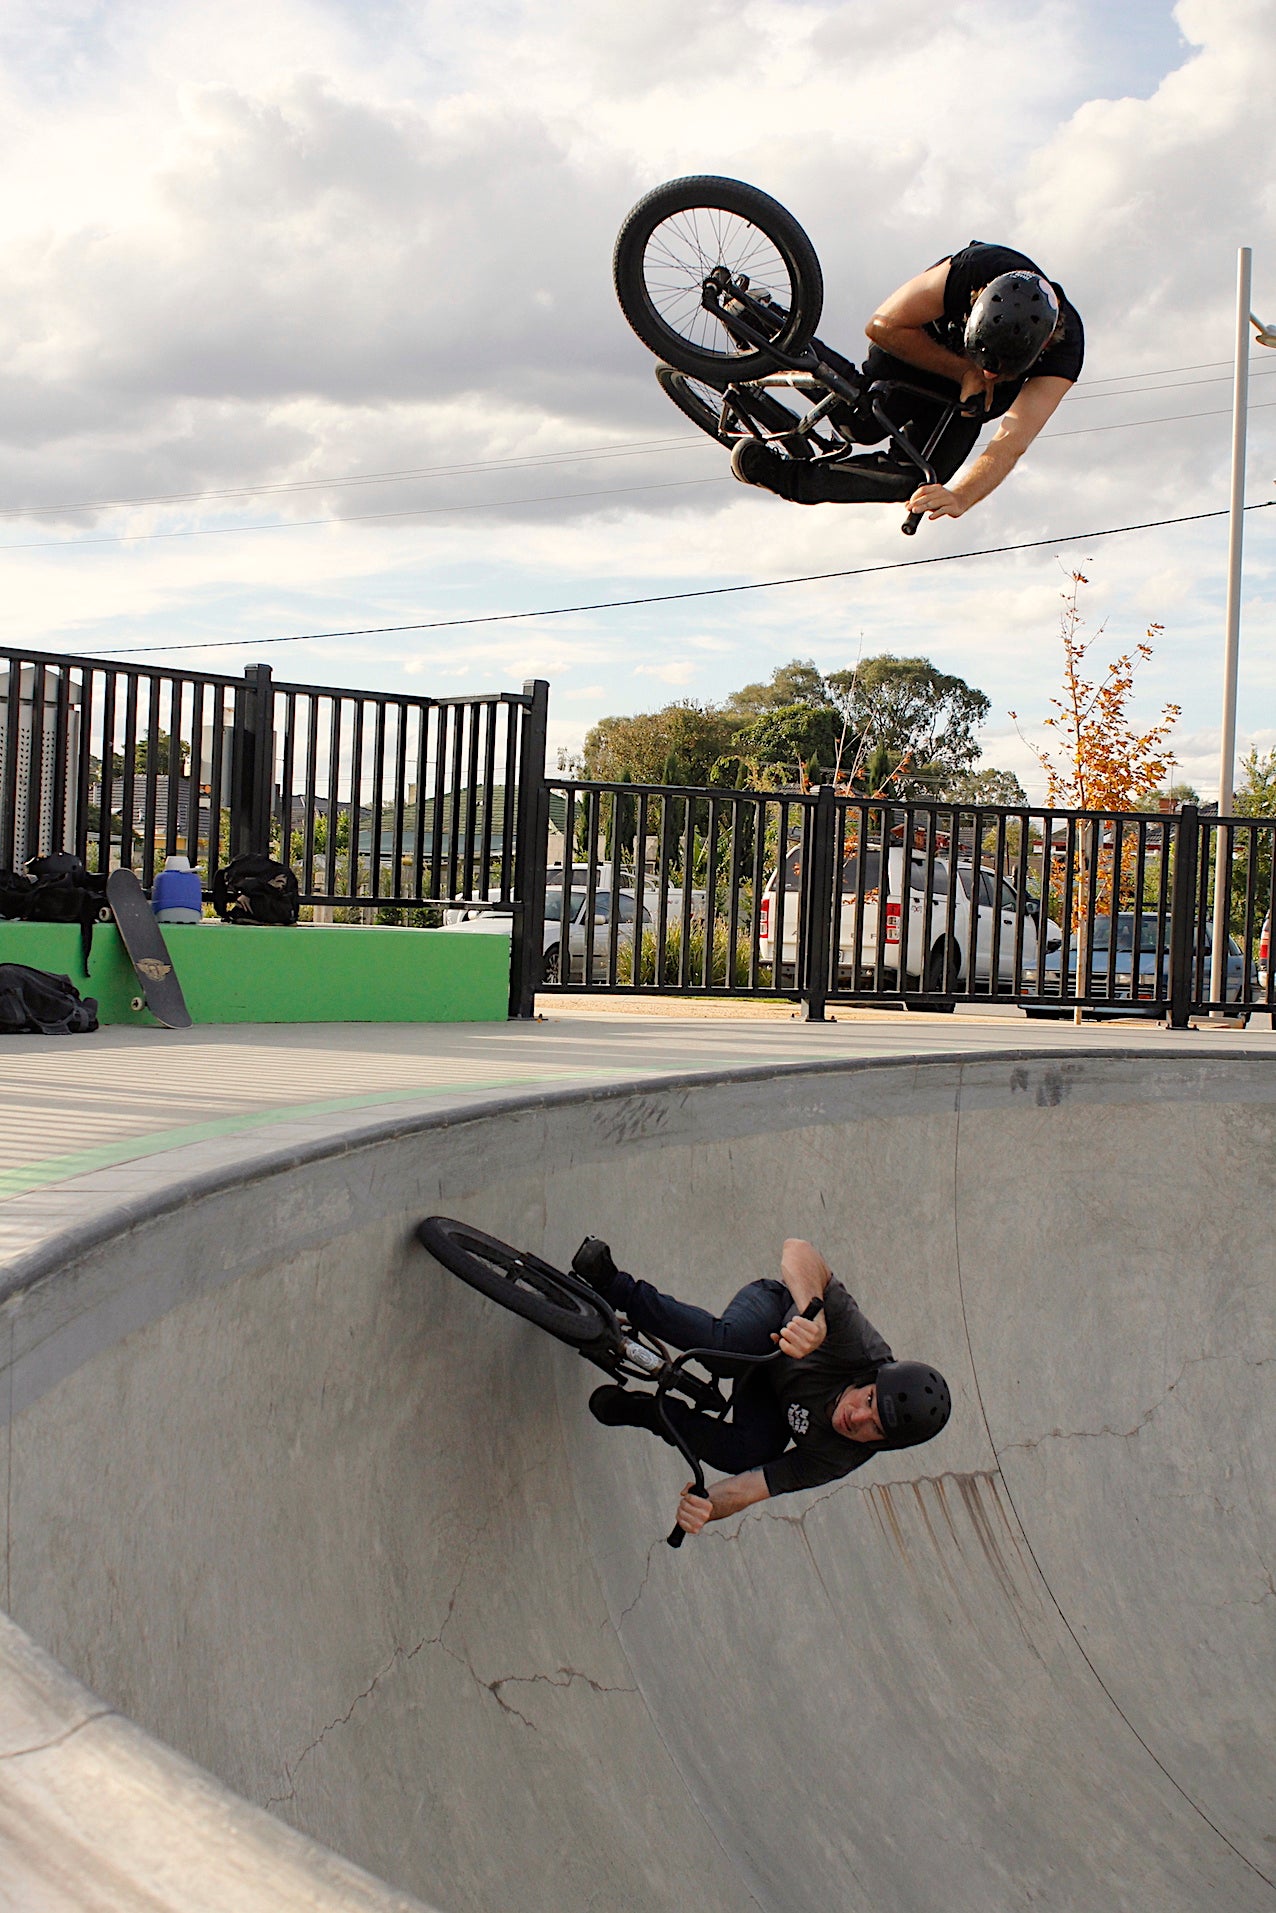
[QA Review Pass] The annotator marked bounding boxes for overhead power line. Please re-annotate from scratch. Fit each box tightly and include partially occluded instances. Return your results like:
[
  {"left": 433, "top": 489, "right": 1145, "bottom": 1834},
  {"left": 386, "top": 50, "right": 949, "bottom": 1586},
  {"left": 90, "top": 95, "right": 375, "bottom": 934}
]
[
  {"left": 6, "top": 398, "right": 1276, "bottom": 556},
  {"left": 3, "top": 354, "right": 1274, "bottom": 525},
  {"left": 87, "top": 498, "right": 1276, "bottom": 658}
]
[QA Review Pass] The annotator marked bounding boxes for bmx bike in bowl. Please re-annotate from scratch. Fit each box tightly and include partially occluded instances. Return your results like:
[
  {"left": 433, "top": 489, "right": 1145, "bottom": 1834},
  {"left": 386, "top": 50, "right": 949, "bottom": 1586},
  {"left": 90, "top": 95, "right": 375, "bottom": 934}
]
[
  {"left": 415, "top": 1216, "right": 819, "bottom": 1549},
  {"left": 613, "top": 174, "right": 984, "bottom": 534}
]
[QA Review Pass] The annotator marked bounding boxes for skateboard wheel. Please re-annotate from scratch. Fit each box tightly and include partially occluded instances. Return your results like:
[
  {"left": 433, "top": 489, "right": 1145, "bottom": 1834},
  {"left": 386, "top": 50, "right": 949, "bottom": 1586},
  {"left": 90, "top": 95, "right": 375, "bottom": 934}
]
[{"left": 131, "top": 996, "right": 145, "bottom": 1012}]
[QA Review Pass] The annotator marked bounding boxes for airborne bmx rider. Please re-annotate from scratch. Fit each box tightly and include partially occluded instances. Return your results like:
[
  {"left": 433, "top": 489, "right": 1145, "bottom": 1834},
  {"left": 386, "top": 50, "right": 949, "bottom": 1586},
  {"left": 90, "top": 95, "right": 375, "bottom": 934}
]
[
  {"left": 575, "top": 1236, "right": 951, "bottom": 1538},
  {"left": 730, "top": 242, "right": 1084, "bottom": 523}
]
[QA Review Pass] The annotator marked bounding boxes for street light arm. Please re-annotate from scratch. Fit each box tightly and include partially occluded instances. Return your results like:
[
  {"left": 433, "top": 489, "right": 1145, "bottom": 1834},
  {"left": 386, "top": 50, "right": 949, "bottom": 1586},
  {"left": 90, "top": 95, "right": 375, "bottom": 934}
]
[{"left": 1249, "top": 312, "right": 1276, "bottom": 347}]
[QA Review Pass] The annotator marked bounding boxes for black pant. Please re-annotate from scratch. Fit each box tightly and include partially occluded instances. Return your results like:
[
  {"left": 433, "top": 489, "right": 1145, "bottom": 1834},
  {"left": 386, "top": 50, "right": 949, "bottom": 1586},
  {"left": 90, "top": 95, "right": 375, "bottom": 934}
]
[
  {"left": 610, "top": 1271, "right": 792, "bottom": 1474},
  {"left": 801, "top": 344, "right": 983, "bottom": 503}
]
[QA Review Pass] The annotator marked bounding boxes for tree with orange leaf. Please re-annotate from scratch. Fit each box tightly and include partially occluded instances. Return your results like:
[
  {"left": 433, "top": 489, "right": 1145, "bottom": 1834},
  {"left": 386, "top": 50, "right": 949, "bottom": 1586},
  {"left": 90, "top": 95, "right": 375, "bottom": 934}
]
[
  {"left": 1013, "top": 571, "right": 1180, "bottom": 813},
  {"left": 1011, "top": 573, "right": 1180, "bottom": 1004}
]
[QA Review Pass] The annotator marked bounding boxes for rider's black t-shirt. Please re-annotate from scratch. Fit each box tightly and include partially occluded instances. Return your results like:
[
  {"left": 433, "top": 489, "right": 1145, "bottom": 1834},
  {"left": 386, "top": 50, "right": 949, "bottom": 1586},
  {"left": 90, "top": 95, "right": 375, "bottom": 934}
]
[
  {"left": 925, "top": 240, "right": 1085, "bottom": 417},
  {"left": 761, "top": 1278, "right": 894, "bottom": 1497}
]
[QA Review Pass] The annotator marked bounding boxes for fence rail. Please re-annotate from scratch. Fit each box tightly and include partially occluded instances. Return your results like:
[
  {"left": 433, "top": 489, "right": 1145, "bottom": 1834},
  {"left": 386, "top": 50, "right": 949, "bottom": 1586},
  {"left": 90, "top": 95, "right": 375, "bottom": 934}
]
[
  {"left": 4, "top": 640, "right": 1275, "bottom": 1027},
  {"left": 0, "top": 647, "right": 549, "bottom": 1015},
  {"left": 530, "top": 781, "right": 1276, "bottom": 1028}
]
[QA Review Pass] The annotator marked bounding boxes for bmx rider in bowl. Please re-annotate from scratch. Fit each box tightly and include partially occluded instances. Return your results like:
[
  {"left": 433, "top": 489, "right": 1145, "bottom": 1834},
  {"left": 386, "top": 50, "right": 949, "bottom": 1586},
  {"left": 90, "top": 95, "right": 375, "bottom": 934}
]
[{"left": 576, "top": 1235, "right": 951, "bottom": 1538}]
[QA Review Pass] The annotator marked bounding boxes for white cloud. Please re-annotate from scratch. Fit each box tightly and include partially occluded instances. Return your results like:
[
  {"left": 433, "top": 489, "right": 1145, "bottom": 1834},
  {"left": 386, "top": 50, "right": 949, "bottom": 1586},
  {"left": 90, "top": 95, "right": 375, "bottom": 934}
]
[{"left": 1, "top": 0, "right": 1273, "bottom": 802}]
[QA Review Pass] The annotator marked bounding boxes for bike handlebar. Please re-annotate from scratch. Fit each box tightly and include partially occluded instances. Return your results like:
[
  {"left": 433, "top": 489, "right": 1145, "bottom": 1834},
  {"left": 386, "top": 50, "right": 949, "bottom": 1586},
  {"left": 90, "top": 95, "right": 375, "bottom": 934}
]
[{"left": 664, "top": 1298, "right": 824, "bottom": 1548}]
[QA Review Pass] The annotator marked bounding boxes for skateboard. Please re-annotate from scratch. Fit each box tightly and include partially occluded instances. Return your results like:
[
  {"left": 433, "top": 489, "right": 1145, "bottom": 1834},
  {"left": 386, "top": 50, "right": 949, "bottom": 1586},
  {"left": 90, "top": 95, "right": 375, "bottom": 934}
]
[{"left": 106, "top": 867, "right": 193, "bottom": 1029}]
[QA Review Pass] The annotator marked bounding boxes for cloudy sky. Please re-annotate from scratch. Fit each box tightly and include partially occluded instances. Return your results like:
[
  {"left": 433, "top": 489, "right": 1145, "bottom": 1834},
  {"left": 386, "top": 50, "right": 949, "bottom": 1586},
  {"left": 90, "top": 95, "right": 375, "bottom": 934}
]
[{"left": 2, "top": 0, "right": 1273, "bottom": 798}]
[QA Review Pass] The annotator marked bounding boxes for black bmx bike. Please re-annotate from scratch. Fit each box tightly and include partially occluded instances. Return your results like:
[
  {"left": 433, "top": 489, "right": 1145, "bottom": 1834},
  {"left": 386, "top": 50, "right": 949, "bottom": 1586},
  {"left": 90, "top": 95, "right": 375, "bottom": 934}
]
[
  {"left": 613, "top": 174, "right": 982, "bottom": 534},
  {"left": 415, "top": 1215, "right": 817, "bottom": 1549}
]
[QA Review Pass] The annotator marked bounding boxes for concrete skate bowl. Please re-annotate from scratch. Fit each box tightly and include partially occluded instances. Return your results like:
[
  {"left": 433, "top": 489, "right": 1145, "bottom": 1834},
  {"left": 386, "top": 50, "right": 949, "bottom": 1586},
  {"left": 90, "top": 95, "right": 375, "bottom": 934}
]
[{"left": 2, "top": 1050, "right": 1274, "bottom": 1913}]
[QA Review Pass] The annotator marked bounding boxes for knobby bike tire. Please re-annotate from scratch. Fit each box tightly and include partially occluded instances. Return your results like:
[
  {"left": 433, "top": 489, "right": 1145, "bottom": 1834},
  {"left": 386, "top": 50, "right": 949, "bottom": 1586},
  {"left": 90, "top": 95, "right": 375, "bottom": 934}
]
[
  {"left": 416, "top": 1216, "right": 610, "bottom": 1349},
  {"left": 614, "top": 175, "right": 823, "bottom": 382},
  {"left": 654, "top": 364, "right": 818, "bottom": 452}
]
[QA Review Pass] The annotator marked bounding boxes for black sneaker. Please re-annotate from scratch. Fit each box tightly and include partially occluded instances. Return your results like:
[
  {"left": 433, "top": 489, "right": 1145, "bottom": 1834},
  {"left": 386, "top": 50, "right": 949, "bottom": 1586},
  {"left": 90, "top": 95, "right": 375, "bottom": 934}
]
[
  {"left": 730, "top": 436, "right": 817, "bottom": 504},
  {"left": 572, "top": 1236, "right": 620, "bottom": 1300},
  {"left": 589, "top": 1385, "right": 661, "bottom": 1431}
]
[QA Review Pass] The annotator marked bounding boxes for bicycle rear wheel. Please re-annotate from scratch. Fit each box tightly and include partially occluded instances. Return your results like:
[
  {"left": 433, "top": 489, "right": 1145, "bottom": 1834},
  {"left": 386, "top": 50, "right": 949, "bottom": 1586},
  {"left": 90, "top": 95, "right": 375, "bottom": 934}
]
[
  {"left": 416, "top": 1217, "right": 611, "bottom": 1348},
  {"left": 614, "top": 176, "right": 823, "bottom": 381}
]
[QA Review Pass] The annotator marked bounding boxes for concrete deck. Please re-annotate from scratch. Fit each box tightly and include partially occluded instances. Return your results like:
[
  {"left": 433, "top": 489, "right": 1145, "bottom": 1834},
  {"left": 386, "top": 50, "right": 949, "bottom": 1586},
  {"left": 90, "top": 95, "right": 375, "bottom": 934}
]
[{"left": 1, "top": 1004, "right": 1273, "bottom": 1909}]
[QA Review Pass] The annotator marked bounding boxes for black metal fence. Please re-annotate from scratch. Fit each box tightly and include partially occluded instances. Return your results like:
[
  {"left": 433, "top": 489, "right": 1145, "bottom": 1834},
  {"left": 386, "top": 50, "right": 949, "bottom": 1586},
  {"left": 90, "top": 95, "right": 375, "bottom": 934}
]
[
  {"left": 5, "top": 640, "right": 1275, "bottom": 1027},
  {"left": 531, "top": 780, "right": 1276, "bottom": 1027},
  {"left": 0, "top": 646, "right": 549, "bottom": 1014}
]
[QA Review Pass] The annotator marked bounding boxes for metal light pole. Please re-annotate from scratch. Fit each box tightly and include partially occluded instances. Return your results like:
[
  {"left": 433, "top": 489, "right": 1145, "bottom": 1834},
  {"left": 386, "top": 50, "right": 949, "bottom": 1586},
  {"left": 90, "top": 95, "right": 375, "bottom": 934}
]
[{"left": 1209, "top": 250, "right": 1276, "bottom": 1010}]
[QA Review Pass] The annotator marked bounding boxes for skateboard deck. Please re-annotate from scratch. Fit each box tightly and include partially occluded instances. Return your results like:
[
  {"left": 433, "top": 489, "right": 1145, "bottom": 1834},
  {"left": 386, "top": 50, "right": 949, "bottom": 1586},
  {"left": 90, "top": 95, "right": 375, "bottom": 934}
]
[{"left": 106, "top": 868, "right": 193, "bottom": 1029}]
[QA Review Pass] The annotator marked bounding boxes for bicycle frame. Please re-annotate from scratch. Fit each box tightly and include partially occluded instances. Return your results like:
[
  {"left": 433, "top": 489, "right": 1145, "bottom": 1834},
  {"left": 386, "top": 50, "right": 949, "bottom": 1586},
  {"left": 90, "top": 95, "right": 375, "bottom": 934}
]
[
  {"left": 545, "top": 1257, "right": 791, "bottom": 1548},
  {"left": 485, "top": 1246, "right": 820, "bottom": 1550}
]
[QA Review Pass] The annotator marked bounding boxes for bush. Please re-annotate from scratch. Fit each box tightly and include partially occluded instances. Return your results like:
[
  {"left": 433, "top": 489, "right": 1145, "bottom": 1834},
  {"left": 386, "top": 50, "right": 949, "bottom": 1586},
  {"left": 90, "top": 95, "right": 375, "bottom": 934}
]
[{"left": 618, "top": 920, "right": 768, "bottom": 988}]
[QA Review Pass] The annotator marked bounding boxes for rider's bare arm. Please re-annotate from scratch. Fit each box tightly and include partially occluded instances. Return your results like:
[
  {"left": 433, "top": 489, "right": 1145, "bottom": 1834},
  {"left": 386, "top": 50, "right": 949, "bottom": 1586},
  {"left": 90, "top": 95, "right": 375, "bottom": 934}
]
[
  {"left": 865, "top": 262, "right": 970, "bottom": 383},
  {"left": 677, "top": 1470, "right": 771, "bottom": 1535},
  {"left": 775, "top": 1239, "right": 829, "bottom": 1356},
  {"left": 780, "top": 1238, "right": 830, "bottom": 1306},
  {"left": 910, "top": 374, "right": 1072, "bottom": 520}
]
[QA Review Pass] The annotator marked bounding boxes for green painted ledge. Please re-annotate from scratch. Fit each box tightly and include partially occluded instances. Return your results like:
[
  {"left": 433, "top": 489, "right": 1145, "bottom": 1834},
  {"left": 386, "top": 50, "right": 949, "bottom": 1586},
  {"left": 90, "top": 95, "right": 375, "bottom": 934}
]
[{"left": 0, "top": 921, "right": 511, "bottom": 1025}]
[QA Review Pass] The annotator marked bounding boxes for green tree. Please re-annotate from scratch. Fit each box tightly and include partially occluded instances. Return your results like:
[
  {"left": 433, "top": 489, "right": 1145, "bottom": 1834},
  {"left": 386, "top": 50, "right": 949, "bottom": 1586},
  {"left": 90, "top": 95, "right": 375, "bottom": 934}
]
[
  {"left": 581, "top": 701, "right": 737, "bottom": 786},
  {"left": 1135, "top": 781, "right": 1200, "bottom": 811},
  {"left": 943, "top": 767, "right": 1028, "bottom": 806},
  {"left": 731, "top": 702, "right": 850, "bottom": 785},
  {"left": 1227, "top": 747, "right": 1276, "bottom": 942},
  {"left": 101, "top": 732, "right": 191, "bottom": 777},
  {"left": 722, "top": 658, "right": 831, "bottom": 719},
  {"left": 826, "top": 655, "right": 990, "bottom": 796}
]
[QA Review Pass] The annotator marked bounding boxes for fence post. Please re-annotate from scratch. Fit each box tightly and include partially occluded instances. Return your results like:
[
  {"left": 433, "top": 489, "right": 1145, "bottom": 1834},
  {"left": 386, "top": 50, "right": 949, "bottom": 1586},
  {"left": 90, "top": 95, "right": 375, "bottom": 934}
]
[
  {"left": 1167, "top": 802, "right": 1199, "bottom": 1028},
  {"left": 509, "top": 678, "right": 549, "bottom": 1018},
  {"left": 802, "top": 784, "right": 837, "bottom": 1023},
  {"left": 230, "top": 663, "right": 274, "bottom": 858}
]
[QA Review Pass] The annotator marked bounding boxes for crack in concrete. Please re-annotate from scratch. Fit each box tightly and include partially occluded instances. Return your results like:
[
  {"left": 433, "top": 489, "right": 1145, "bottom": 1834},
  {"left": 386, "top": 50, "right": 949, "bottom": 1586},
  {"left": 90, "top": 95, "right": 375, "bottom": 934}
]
[
  {"left": 617, "top": 1534, "right": 666, "bottom": 1626},
  {"left": 0, "top": 1706, "right": 114, "bottom": 1763},
  {"left": 483, "top": 1666, "right": 638, "bottom": 1731},
  {"left": 998, "top": 1351, "right": 1261, "bottom": 1454},
  {"left": 265, "top": 1451, "right": 625, "bottom": 1802},
  {"left": 617, "top": 1480, "right": 847, "bottom": 1626}
]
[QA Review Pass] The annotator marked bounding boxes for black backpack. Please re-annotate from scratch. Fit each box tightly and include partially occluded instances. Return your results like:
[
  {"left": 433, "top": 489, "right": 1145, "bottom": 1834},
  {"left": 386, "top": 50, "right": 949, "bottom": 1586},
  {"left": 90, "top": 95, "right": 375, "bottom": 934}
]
[
  {"left": 212, "top": 854, "right": 300, "bottom": 925},
  {"left": 0, "top": 963, "right": 98, "bottom": 1034},
  {"left": 0, "top": 854, "right": 109, "bottom": 964}
]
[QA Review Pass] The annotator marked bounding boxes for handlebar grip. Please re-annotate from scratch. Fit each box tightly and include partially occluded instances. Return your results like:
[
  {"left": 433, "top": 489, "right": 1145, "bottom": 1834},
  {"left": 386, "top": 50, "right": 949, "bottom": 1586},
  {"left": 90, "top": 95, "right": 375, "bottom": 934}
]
[
  {"left": 801, "top": 1297, "right": 824, "bottom": 1319},
  {"left": 902, "top": 510, "right": 923, "bottom": 536},
  {"left": 667, "top": 1522, "right": 686, "bottom": 1549}
]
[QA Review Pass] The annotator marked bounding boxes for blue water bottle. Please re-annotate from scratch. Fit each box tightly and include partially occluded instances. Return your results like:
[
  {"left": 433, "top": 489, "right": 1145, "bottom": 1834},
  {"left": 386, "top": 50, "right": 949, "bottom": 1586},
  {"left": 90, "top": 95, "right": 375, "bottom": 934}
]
[{"left": 152, "top": 855, "right": 203, "bottom": 923}]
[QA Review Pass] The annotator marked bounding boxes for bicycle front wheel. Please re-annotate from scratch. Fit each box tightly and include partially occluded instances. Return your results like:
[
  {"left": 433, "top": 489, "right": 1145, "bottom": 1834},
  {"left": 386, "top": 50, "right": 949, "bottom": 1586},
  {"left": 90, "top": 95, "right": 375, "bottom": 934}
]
[
  {"left": 416, "top": 1216, "right": 610, "bottom": 1349},
  {"left": 614, "top": 176, "right": 823, "bottom": 381}
]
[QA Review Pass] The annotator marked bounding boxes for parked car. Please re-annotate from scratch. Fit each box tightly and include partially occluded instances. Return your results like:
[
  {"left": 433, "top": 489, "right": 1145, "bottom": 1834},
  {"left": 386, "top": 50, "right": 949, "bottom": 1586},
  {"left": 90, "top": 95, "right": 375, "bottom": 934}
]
[
  {"left": 758, "top": 841, "right": 1061, "bottom": 1003},
  {"left": 446, "top": 871, "right": 654, "bottom": 984},
  {"left": 1033, "top": 911, "right": 1253, "bottom": 1018}
]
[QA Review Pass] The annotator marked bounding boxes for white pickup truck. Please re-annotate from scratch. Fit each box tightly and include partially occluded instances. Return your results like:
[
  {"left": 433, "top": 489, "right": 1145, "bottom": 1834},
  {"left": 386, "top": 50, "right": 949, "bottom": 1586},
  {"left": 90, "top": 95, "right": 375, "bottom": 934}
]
[{"left": 758, "top": 840, "right": 1060, "bottom": 997}]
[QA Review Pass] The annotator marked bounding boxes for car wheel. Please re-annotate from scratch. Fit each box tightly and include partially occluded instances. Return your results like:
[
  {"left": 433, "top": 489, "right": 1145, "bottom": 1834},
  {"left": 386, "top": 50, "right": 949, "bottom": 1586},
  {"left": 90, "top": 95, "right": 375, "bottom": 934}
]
[
  {"left": 906, "top": 940, "right": 956, "bottom": 1013},
  {"left": 542, "top": 942, "right": 561, "bottom": 985}
]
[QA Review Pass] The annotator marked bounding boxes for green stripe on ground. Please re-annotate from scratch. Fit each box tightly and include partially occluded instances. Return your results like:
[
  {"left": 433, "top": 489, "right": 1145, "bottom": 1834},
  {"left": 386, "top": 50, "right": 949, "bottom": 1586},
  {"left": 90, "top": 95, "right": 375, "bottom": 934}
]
[{"left": 0, "top": 1068, "right": 623, "bottom": 1203}]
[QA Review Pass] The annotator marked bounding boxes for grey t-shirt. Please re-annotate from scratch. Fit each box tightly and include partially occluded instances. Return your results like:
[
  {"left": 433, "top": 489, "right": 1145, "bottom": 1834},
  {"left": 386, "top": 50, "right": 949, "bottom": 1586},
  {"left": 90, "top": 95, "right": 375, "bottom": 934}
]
[{"left": 761, "top": 1278, "right": 893, "bottom": 1498}]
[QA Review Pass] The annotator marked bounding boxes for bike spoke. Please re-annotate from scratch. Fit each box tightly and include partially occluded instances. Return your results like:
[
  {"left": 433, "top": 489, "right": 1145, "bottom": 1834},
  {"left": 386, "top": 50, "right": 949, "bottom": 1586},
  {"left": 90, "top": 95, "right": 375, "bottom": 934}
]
[{"left": 641, "top": 205, "right": 795, "bottom": 359}]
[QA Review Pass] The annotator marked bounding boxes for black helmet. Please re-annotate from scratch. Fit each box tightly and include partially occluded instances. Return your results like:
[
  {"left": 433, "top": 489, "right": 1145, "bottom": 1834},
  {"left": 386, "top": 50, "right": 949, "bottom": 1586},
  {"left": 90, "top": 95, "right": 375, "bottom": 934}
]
[
  {"left": 874, "top": 1361, "right": 951, "bottom": 1449},
  {"left": 963, "top": 270, "right": 1060, "bottom": 378}
]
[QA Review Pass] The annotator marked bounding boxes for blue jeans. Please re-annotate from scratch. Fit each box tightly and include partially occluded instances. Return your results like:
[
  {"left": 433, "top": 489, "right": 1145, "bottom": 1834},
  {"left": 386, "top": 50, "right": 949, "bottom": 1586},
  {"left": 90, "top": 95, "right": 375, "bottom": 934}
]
[{"left": 610, "top": 1272, "right": 793, "bottom": 1473}]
